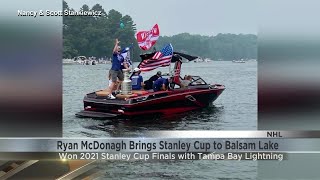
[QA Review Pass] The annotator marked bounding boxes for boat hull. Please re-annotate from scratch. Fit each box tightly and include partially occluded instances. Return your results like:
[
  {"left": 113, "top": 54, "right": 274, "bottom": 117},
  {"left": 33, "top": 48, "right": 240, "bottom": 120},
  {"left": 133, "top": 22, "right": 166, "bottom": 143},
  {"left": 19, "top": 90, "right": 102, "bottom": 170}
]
[{"left": 76, "top": 85, "right": 225, "bottom": 118}]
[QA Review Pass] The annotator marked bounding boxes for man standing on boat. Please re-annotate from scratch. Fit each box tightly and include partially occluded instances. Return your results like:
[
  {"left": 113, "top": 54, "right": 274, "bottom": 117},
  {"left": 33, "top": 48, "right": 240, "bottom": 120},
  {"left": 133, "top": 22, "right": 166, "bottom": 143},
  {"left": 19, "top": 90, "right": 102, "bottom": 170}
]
[{"left": 107, "top": 39, "right": 128, "bottom": 99}]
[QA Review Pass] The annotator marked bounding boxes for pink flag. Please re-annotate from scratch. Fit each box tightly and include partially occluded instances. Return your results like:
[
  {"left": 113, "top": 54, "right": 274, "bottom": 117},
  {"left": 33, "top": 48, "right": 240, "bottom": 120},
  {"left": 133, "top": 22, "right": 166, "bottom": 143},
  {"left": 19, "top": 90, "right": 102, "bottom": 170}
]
[{"left": 136, "top": 24, "right": 160, "bottom": 51}]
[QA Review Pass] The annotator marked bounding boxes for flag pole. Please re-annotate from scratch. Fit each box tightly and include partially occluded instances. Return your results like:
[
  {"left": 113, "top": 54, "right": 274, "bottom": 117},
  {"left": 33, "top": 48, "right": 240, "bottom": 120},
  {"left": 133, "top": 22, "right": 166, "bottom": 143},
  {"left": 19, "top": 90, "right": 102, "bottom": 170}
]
[
  {"left": 130, "top": 43, "right": 133, "bottom": 72},
  {"left": 169, "top": 44, "right": 173, "bottom": 77},
  {"left": 169, "top": 61, "right": 172, "bottom": 76}
]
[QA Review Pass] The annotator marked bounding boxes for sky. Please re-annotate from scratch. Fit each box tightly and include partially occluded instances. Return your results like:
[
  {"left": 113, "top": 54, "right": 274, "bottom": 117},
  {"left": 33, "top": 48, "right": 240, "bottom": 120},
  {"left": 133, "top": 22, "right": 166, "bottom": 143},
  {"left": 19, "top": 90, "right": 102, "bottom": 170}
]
[{"left": 65, "top": 0, "right": 257, "bottom": 36}]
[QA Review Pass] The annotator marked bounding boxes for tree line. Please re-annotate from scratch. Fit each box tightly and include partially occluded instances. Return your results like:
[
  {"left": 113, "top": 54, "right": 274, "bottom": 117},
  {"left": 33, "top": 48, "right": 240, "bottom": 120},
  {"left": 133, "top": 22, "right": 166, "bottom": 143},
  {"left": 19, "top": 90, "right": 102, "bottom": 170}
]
[
  {"left": 63, "top": 1, "right": 257, "bottom": 61},
  {"left": 156, "top": 33, "right": 257, "bottom": 60},
  {"left": 63, "top": 1, "right": 140, "bottom": 60}
]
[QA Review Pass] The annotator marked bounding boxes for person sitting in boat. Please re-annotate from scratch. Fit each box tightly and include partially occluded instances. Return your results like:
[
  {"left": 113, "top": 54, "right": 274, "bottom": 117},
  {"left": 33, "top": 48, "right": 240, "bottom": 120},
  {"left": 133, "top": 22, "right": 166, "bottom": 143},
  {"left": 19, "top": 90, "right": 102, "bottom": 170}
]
[
  {"left": 130, "top": 68, "right": 144, "bottom": 90},
  {"left": 152, "top": 77, "right": 170, "bottom": 92},
  {"left": 144, "top": 71, "right": 162, "bottom": 90},
  {"left": 106, "top": 39, "right": 126, "bottom": 99},
  {"left": 180, "top": 75, "right": 192, "bottom": 88}
]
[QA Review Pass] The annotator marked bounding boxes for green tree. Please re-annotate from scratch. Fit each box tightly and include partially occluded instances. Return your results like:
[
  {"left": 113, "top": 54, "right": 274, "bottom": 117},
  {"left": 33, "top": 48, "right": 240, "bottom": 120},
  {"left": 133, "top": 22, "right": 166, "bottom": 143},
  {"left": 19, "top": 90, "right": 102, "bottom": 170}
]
[
  {"left": 63, "top": 1, "right": 257, "bottom": 61},
  {"left": 63, "top": 1, "right": 140, "bottom": 60},
  {"left": 156, "top": 33, "right": 257, "bottom": 60}
]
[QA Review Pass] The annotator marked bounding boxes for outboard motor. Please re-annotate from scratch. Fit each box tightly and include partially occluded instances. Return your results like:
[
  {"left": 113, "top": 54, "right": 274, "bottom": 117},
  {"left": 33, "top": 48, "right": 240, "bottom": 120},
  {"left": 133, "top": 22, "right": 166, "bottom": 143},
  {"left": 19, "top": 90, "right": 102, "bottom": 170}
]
[{"left": 121, "top": 69, "right": 132, "bottom": 95}]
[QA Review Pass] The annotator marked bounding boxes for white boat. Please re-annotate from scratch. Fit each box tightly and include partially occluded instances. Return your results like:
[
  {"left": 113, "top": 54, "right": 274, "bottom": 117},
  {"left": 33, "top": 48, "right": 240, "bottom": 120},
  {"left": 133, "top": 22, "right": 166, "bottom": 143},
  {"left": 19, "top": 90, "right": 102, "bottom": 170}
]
[
  {"left": 87, "top": 56, "right": 97, "bottom": 65},
  {"left": 74, "top": 56, "right": 97, "bottom": 65},
  {"left": 74, "top": 56, "right": 87, "bottom": 65},
  {"left": 232, "top": 59, "right": 246, "bottom": 63},
  {"left": 194, "top": 58, "right": 212, "bottom": 63},
  {"left": 194, "top": 58, "right": 203, "bottom": 63},
  {"left": 62, "top": 58, "right": 76, "bottom": 65},
  {"left": 204, "top": 58, "right": 212, "bottom": 62}
]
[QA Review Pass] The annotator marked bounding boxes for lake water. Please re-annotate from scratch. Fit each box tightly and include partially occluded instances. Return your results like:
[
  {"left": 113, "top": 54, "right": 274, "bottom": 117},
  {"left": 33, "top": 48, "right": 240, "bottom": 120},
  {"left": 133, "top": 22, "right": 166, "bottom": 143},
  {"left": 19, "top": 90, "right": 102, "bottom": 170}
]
[{"left": 63, "top": 61, "right": 257, "bottom": 179}]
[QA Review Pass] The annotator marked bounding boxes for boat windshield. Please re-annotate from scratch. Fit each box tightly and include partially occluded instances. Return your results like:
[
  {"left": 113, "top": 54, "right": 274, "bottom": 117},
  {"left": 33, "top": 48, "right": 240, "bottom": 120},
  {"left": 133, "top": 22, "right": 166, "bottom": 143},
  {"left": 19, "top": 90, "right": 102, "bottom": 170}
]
[
  {"left": 189, "top": 76, "right": 207, "bottom": 85},
  {"left": 168, "top": 75, "right": 208, "bottom": 89},
  {"left": 78, "top": 56, "right": 87, "bottom": 60}
]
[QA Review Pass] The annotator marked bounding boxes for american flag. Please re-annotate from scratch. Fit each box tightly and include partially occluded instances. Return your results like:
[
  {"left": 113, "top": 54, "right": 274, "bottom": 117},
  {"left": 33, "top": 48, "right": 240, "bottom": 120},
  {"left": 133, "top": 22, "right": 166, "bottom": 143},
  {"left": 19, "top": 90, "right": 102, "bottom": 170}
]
[
  {"left": 121, "top": 46, "right": 132, "bottom": 67},
  {"left": 139, "top": 44, "right": 173, "bottom": 71}
]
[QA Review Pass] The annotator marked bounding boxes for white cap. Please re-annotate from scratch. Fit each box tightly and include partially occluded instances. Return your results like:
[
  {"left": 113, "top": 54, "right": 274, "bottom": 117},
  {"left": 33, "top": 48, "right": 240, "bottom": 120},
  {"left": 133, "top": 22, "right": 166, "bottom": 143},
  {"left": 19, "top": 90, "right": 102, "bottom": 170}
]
[{"left": 133, "top": 67, "right": 140, "bottom": 72}]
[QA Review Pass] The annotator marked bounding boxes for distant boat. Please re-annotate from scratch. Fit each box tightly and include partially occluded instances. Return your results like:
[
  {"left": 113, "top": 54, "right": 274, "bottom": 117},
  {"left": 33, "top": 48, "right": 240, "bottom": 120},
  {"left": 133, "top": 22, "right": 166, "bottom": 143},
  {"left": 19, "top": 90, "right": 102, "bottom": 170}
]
[
  {"left": 73, "top": 56, "right": 97, "bottom": 65},
  {"left": 194, "top": 58, "right": 203, "bottom": 63},
  {"left": 88, "top": 56, "right": 97, "bottom": 65},
  {"left": 194, "top": 58, "right": 212, "bottom": 63},
  {"left": 85, "top": 60, "right": 97, "bottom": 65},
  {"left": 204, "top": 58, "right": 212, "bottom": 62},
  {"left": 232, "top": 59, "right": 246, "bottom": 63},
  {"left": 62, "top": 58, "right": 76, "bottom": 65},
  {"left": 74, "top": 56, "right": 87, "bottom": 65}
]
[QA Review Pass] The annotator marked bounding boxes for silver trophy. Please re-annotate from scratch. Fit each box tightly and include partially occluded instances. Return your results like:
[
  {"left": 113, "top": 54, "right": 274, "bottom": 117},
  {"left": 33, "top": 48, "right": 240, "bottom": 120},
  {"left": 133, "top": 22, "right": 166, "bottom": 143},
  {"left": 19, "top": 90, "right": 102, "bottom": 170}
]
[{"left": 121, "top": 69, "right": 132, "bottom": 95}]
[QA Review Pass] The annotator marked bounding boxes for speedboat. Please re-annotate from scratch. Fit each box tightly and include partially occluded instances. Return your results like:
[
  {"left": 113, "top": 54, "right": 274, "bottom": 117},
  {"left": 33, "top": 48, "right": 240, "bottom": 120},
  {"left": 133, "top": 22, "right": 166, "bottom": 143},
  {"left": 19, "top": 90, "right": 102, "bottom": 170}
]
[
  {"left": 88, "top": 56, "right": 97, "bottom": 65},
  {"left": 204, "top": 58, "right": 212, "bottom": 62},
  {"left": 194, "top": 57, "right": 204, "bottom": 63},
  {"left": 232, "top": 59, "right": 246, "bottom": 63},
  {"left": 76, "top": 52, "right": 225, "bottom": 118},
  {"left": 74, "top": 56, "right": 87, "bottom": 65},
  {"left": 62, "top": 58, "right": 76, "bottom": 65},
  {"left": 194, "top": 57, "right": 212, "bottom": 63}
]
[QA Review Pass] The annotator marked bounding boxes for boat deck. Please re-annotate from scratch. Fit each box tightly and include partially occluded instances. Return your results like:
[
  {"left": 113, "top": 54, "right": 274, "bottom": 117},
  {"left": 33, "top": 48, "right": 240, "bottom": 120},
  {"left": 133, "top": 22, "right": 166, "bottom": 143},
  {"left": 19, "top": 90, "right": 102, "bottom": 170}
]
[
  {"left": 84, "top": 90, "right": 151, "bottom": 104},
  {"left": 95, "top": 89, "right": 149, "bottom": 97},
  {"left": 87, "top": 85, "right": 216, "bottom": 101}
]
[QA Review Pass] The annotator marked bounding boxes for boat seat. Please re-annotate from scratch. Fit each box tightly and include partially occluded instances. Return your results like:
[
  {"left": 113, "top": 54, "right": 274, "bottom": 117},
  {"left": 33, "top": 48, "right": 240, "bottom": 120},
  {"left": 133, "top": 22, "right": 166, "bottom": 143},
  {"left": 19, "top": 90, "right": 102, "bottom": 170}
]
[
  {"left": 116, "top": 94, "right": 138, "bottom": 99},
  {"left": 132, "top": 90, "right": 149, "bottom": 95},
  {"left": 95, "top": 90, "right": 109, "bottom": 96},
  {"left": 95, "top": 89, "right": 150, "bottom": 100},
  {"left": 116, "top": 90, "right": 149, "bottom": 99},
  {"left": 96, "top": 90, "right": 137, "bottom": 99}
]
